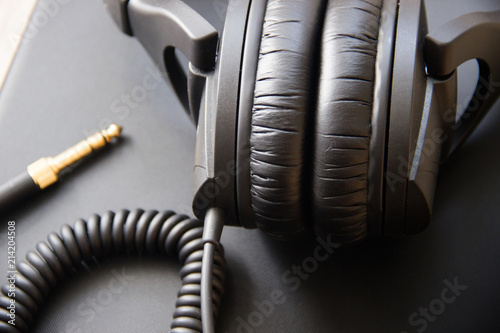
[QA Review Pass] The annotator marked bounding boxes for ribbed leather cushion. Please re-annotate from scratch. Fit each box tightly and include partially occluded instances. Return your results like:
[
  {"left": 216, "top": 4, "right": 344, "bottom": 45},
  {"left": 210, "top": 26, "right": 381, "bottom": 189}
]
[
  {"left": 250, "top": 0, "right": 324, "bottom": 237},
  {"left": 313, "top": 0, "right": 382, "bottom": 244}
]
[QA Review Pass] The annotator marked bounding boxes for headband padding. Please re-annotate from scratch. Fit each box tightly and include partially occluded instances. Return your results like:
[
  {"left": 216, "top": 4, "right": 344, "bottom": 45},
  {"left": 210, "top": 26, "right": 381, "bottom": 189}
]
[
  {"left": 313, "top": 0, "right": 383, "bottom": 244},
  {"left": 250, "top": 0, "right": 324, "bottom": 237}
]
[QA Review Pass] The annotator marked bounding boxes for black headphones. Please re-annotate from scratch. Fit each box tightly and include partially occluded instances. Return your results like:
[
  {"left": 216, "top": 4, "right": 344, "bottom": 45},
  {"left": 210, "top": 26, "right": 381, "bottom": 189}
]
[
  {"left": 0, "top": 1, "right": 499, "bottom": 333},
  {"left": 104, "top": 0, "right": 500, "bottom": 244}
]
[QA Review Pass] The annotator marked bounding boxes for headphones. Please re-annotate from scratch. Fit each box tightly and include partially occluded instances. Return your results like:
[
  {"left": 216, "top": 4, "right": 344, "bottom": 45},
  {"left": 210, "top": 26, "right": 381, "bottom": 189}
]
[
  {"left": 103, "top": 0, "right": 500, "bottom": 245},
  {"left": 0, "top": 1, "right": 498, "bottom": 332}
]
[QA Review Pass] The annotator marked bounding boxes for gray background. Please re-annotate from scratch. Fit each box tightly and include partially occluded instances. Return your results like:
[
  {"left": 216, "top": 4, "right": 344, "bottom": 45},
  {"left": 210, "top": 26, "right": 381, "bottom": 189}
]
[{"left": 1, "top": 0, "right": 500, "bottom": 332}]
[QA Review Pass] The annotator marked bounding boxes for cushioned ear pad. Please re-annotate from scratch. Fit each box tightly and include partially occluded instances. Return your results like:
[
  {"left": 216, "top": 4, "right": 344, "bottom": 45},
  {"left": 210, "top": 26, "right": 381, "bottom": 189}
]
[
  {"left": 313, "top": 0, "right": 383, "bottom": 244},
  {"left": 250, "top": 0, "right": 324, "bottom": 237}
]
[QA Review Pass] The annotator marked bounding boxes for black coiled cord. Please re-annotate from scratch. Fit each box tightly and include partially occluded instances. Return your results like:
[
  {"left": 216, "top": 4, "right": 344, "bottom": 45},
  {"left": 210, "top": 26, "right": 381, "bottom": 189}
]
[{"left": 0, "top": 209, "right": 226, "bottom": 333}]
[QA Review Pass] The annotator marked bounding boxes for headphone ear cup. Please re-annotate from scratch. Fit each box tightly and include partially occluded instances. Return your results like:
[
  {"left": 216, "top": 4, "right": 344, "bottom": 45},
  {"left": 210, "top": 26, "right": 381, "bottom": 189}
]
[
  {"left": 249, "top": 0, "right": 324, "bottom": 237},
  {"left": 313, "top": 0, "right": 383, "bottom": 244}
]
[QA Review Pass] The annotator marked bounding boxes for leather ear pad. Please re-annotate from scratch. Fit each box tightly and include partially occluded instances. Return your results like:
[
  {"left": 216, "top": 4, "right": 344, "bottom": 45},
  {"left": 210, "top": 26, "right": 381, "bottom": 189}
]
[
  {"left": 313, "top": 0, "right": 383, "bottom": 244},
  {"left": 250, "top": 0, "right": 324, "bottom": 237}
]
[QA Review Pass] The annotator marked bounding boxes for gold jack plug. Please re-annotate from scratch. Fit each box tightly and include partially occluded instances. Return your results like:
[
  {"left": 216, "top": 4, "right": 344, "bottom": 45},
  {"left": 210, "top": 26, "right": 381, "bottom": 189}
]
[{"left": 27, "top": 124, "right": 123, "bottom": 189}]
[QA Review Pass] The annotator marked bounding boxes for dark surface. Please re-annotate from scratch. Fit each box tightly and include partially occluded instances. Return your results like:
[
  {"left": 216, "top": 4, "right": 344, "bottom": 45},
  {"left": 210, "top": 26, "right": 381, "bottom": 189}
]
[{"left": 0, "top": 0, "right": 499, "bottom": 332}]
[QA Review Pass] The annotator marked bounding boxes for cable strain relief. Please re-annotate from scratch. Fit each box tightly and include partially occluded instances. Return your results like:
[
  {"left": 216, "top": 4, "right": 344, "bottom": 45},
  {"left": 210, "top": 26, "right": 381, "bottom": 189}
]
[{"left": 202, "top": 207, "right": 225, "bottom": 244}]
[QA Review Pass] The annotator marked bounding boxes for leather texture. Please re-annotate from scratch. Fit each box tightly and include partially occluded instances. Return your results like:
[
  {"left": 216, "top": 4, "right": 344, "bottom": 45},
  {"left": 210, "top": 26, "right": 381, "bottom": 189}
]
[
  {"left": 249, "top": 0, "right": 324, "bottom": 237},
  {"left": 313, "top": 0, "right": 383, "bottom": 244}
]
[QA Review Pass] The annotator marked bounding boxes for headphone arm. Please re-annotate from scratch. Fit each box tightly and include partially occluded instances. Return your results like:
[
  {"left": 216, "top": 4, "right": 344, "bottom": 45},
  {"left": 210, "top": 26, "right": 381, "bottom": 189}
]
[
  {"left": 425, "top": 10, "right": 500, "bottom": 160},
  {"left": 387, "top": 6, "right": 500, "bottom": 236}
]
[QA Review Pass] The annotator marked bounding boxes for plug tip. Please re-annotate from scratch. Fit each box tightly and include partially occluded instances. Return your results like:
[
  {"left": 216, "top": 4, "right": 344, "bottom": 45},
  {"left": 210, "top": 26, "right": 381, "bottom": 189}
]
[{"left": 104, "top": 124, "right": 123, "bottom": 141}]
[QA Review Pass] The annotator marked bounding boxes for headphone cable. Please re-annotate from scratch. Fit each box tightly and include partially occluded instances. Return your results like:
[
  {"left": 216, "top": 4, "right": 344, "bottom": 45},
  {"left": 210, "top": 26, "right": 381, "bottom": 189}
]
[{"left": 0, "top": 208, "right": 226, "bottom": 333}]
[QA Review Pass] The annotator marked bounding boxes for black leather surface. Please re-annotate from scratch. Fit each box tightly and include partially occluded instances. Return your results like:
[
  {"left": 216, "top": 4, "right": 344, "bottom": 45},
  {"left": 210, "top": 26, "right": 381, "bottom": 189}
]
[
  {"left": 313, "top": 0, "right": 382, "bottom": 244},
  {"left": 0, "top": 0, "right": 499, "bottom": 332},
  {"left": 250, "top": 0, "right": 324, "bottom": 237}
]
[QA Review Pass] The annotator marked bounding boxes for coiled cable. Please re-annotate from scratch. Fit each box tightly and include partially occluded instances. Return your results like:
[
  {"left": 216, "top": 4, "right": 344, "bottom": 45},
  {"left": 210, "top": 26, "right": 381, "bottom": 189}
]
[{"left": 0, "top": 209, "right": 226, "bottom": 333}]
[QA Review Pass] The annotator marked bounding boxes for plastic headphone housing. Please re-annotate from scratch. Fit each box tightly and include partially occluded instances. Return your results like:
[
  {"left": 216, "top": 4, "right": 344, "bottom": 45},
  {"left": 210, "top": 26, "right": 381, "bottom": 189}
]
[{"left": 102, "top": 0, "right": 500, "bottom": 242}]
